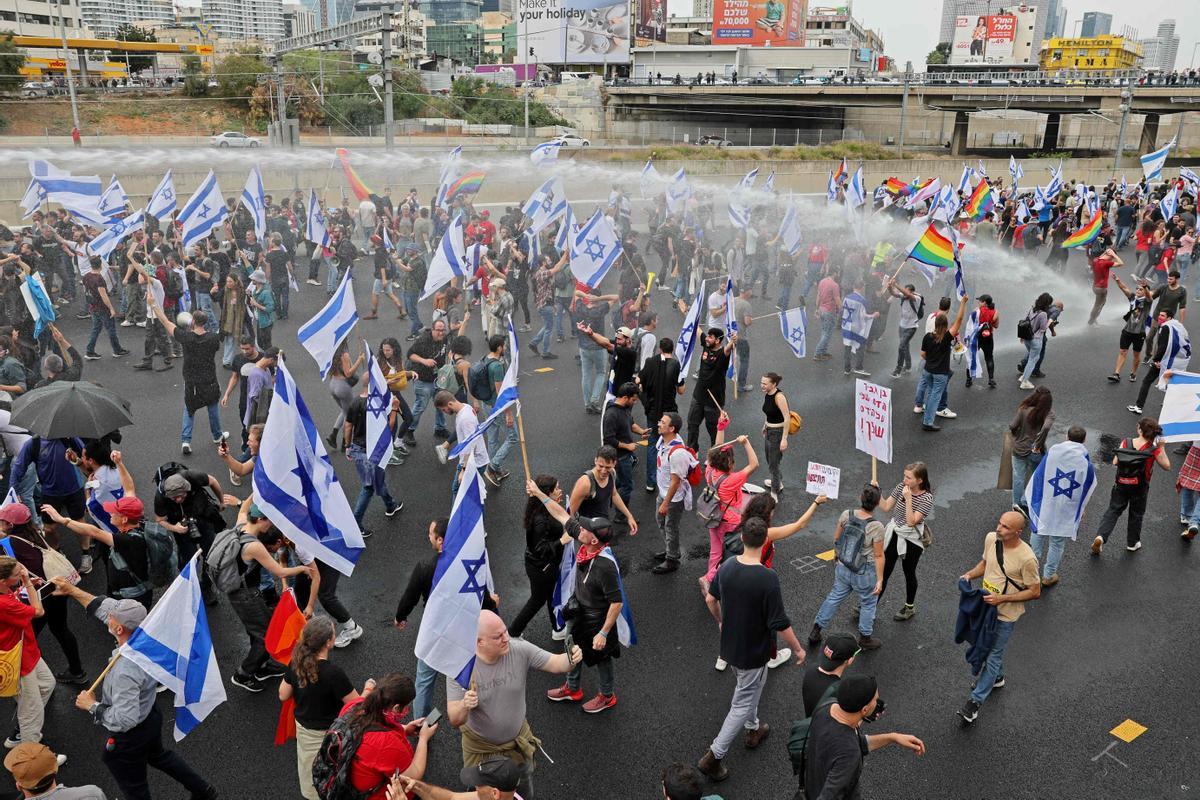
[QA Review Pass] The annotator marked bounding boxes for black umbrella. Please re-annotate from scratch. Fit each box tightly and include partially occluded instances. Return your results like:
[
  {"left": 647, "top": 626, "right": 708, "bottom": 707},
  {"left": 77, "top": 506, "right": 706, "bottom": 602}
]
[{"left": 9, "top": 381, "right": 133, "bottom": 439}]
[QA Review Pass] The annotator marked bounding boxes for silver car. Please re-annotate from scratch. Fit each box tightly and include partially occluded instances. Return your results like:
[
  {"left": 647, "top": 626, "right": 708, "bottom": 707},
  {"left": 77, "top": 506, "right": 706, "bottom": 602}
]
[{"left": 210, "top": 131, "right": 260, "bottom": 148}]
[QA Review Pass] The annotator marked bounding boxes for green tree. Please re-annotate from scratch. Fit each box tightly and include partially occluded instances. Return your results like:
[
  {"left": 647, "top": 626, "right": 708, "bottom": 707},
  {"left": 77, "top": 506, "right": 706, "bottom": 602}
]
[
  {"left": 0, "top": 31, "right": 23, "bottom": 92},
  {"left": 181, "top": 55, "right": 207, "bottom": 97},
  {"left": 114, "top": 24, "right": 157, "bottom": 74},
  {"left": 926, "top": 42, "right": 951, "bottom": 65},
  {"left": 213, "top": 53, "right": 270, "bottom": 106}
]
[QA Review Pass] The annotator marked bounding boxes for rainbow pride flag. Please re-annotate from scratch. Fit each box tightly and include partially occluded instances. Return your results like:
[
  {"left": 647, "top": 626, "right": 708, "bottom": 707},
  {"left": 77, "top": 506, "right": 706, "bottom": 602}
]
[
  {"left": 336, "top": 148, "right": 373, "bottom": 201},
  {"left": 445, "top": 171, "right": 486, "bottom": 202},
  {"left": 907, "top": 223, "right": 958, "bottom": 272},
  {"left": 884, "top": 177, "right": 913, "bottom": 196},
  {"left": 1061, "top": 209, "right": 1104, "bottom": 249},
  {"left": 963, "top": 179, "right": 993, "bottom": 220}
]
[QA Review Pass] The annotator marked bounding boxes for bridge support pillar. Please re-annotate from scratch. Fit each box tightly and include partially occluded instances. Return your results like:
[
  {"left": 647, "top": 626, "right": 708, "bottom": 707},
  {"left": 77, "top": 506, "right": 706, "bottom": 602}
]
[
  {"left": 1139, "top": 114, "right": 1161, "bottom": 155},
  {"left": 949, "top": 111, "right": 970, "bottom": 155},
  {"left": 1041, "top": 113, "right": 1062, "bottom": 152}
]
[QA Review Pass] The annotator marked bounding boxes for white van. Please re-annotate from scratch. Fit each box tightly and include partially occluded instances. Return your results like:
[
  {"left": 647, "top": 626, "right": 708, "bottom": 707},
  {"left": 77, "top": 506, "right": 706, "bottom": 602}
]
[{"left": 559, "top": 72, "right": 597, "bottom": 84}]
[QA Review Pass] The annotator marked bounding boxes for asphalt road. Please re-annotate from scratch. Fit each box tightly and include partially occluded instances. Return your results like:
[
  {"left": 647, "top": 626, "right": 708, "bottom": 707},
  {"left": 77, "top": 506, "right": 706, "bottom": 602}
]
[{"left": 11, "top": 234, "right": 1199, "bottom": 800}]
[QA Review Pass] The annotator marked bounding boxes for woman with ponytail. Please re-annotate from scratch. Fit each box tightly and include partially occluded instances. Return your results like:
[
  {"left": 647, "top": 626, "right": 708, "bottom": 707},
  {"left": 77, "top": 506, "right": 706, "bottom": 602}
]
[{"left": 337, "top": 671, "right": 437, "bottom": 799}]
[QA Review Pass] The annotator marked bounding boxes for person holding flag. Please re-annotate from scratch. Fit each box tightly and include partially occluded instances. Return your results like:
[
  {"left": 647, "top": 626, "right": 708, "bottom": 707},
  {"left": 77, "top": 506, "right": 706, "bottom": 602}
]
[
  {"left": 1023, "top": 426, "right": 1097, "bottom": 587},
  {"left": 341, "top": 368, "right": 403, "bottom": 531}
]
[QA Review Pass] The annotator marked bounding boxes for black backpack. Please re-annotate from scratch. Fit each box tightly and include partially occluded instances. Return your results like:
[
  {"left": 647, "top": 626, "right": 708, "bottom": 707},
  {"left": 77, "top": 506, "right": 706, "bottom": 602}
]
[
  {"left": 908, "top": 295, "right": 926, "bottom": 321},
  {"left": 787, "top": 683, "right": 839, "bottom": 778},
  {"left": 468, "top": 356, "right": 497, "bottom": 403},
  {"left": 165, "top": 269, "right": 184, "bottom": 300},
  {"left": 312, "top": 712, "right": 385, "bottom": 800},
  {"left": 1114, "top": 439, "right": 1154, "bottom": 489}
]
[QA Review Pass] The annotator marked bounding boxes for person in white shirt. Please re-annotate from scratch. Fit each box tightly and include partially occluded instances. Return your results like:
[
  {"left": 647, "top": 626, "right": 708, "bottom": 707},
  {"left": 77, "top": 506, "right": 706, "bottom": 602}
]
[{"left": 435, "top": 390, "right": 489, "bottom": 495}]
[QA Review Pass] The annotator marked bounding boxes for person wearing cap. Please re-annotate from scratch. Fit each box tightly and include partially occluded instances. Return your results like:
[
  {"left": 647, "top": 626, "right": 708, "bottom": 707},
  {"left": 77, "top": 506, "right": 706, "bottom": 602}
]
[
  {"left": 800, "top": 634, "right": 858, "bottom": 718},
  {"left": 446, "top": 611, "right": 581, "bottom": 799},
  {"left": 392, "top": 755, "right": 523, "bottom": 800},
  {"left": 145, "top": 289, "right": 228, "bottom": 456},
  {"left": 8, "top": 434, "right": 90, "bottom": 572},
  {"left": 50, "top": 577, "right": 217, "bottom": 800},
  {"left": 696, "top": 518, "right": 805, "bottom": 783},
  {"left": 263, "top": 232, "right": 293, "bottom": 322},
  {"left": 803, "top": 675, "right": 924, "bottom": 798},
  {"left": 363, "top": 234, "right": 403, "bottom": 322},
  {"left": 3, "top": 742, "right": 92, "bottom": 799},
  {"left": 579, "top": 323, "right": 639, "bottom": 393},
  {"left": 246, "top": 268, "right": 276, "bottom": 350},
  {"left": 485, "top": 278, "right": 513, "bottom": 340},
  {"left": 601, "top": 381, "right": 650, "bottom": 514},
  {"left": 395, "top": 242, "right": 428, "bottom": 338},
  {"left": 527, "top": 480, "right": 627, "bottom": 715},
  {"left": 153, "top": 468, "right": 233, "bottom": 602},
  {"left": 0, "top": 556, "right": 54, "bottom": 750},
  {"left": 685, "top": 329, "right": 736, "bottom": 452}
]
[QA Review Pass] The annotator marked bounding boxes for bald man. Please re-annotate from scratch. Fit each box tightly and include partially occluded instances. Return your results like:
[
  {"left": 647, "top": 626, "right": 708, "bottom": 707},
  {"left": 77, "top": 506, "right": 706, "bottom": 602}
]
[
  {"left": 956, "top": 511, "right": 1041, "bottom": 725},
  {"left": 445, "top": 611, "right": 581, "bottom": 799}
]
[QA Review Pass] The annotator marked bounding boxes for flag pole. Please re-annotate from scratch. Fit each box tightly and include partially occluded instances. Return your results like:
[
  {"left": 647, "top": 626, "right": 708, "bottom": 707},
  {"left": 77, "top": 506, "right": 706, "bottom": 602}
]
[
  {"left": 87, "top": 653, "right": 121, "bottom": 694},
  {"left": 749, "top": 310, "right": 783, "bottom": 322},
  {"left": 871, "top": 456, "right": 878, "bottom": 485},
  {"left": 516, "top": 408, "right": 532, "bottom": 483},
  {"left": 706, "top": 389, "right": 725, "bottom": 415}
]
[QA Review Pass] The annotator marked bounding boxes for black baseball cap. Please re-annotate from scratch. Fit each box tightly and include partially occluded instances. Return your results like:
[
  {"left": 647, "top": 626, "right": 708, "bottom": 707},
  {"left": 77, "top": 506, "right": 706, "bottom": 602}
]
[
  {"left": 579, "top": 516, "right": 613, "bottom": 543},
  {"left": 836, "top": 674, "right": 878, "bottom": 714},
  {"left": 819, "top": 634, "right": 860, "bottom": 670},
  {"left": 460, "top": 757, "right": 522, "bottom": 791}
]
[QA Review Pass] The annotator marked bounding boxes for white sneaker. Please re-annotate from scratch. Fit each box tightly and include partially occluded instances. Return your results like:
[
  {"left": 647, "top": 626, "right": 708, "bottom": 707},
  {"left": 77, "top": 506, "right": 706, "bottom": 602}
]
[
  {"left": 1126, "top": 542, "right": 1142, "bottom": 552},
  {"left": 306, "top": 278, "right": 321, "bottom": 286},
  {"left": 181, "top": 442, "right": 192, "bottom": 455},
  {"left": 228, "top": 468, "right": 242, "bottom": 487},
  {"left": 766, "top": 647, "right": 792, "bottom": 669},
  {"left": 120, "top": 319, "right": 134, "bottom": 327},
  {"left": 714, "top": 657, "right": 728, "bottom": 672},
  {"left": 913, "top": 405, "right": 924, "bottom": 414},
  {"left": 435, "top": 442, "right": 449, "bottom": 465},
  {"left": 334, "top": 621, "right": 364, "bottom": 648},
  {"left": 551, "top": 627, "right": 568, "bottom": 641},
  {"left": 936, "top": 408, "right": 958, "bottom": 419},
  {"left": 1019, "top": 380, "right": 1035, "bottom": 390},
  {"left": 135, "top": 320, "right": 147, "bottom": 328}
]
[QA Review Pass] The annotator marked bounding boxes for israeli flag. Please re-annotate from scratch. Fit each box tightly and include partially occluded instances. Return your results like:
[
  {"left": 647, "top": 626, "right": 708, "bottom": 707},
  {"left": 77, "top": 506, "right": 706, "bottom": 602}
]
[
  {"left": 938, "top": 186, "right": 962, "bottom": 222},
  {"left": 639, "top": 159, "right": 661, "bottom": 199},
  {"left": 363, "top": 344, "right": 395, "bottom": 468},
  {"left": 738, "top": 167, "right": 759, "bottom": 192},
  {"left": 1119, "top": 174, "right": 1129, "bottom": 197},
  {"left": 675, "top": 279, "right": 705, "bottom": 376},
  {"left": 253, "top": 361, "right": 366, "bottom": 575},
  {"left": 1159, "top": 371, "right": 1200, "bottom": 441},
  {"left": 1009, "top": 155, "right": 1023, "bottom": 187},
  {"left": 298, "top": 269, "right": 359, "bottom": 379},
  {"left": 954, "top": 264, "right": 968, "bottom": 303},
  {"left": 961, "top": 308, "right": 982, "bottom": 379},
  {"left": 597, "top": 548, "right": 636, "bottom": 646},
  {"left": 530, "top": 140, "right": 561, "bottom": 167},
  {"left": 30, "top": 160, "right": 105, "bottom": 223},
  {"left": 421, "top": 215, "right": 468, "bottom": 300},
  {"left": 840, "top": 291, "right": 871, "bottom": 352},
  {"left": 522, "top": 176, "right": 567, "bottom": 235},
  {"left": 777, "top": 204, "right": 802, "bottom": 256},
  {"left": 19, "top": 273, "right": 56, "bottom": 338},
  {"left": 976, "top": 159, "right": 988, "bottom": 178},
  {"left": 666, "top": 168, "right": 690, "bottom": 214},
  {"left": 146, "top": 170, "right": 177, "bottom": 221},
  {"left": 551, "top": 538, "right": 577, "bottom": 631},
  {"left": 414, "top": 462, "right": 494, "bottom": 688},
  {"left": 450, "top": 323, "right": 520, "bottom": 460},
  {"left": 1031, "top": 186, "right": 1048, "bottom": 212},
  {"left": 121, "top": 554, "right": 226, "bottom": 740},
  {"left": 88, "top": 209, "right": 145, "bottom": 261},
  {"left": 728, "top": 203, "right": 750, "bottom": 230},
  {"left": 826, "top": 171, "right": 838, "bottom": 202},
  {"left": 523, "top": 229, "right": 540, "bottom": 265},
  {"left": 555, "top": 204, "right": 576, "bottom": 253},
  {"left": 957, "top": 165, "right": 973, "bottom": 194},
  {"left": 570, "top": 210, "right": 623, "bottom": 289},
  {"left": 98, "top": 176, "right": 128, "bottom": 219},
  {"left": 846, "top": 167, "right": 866, "bottom": 209},
  {"left": 18, "top": 179, "right": 46, "bottom": 219},
  {"left": 1023, "top": 441, "right": 1097, "bottom": 540},
  {"left": 764, "top": 170, "right": 775, "bottom": 194},
  {"left": 240, "top": 165, "right": 266, "bottom": 242},
  {"left": 435, "top": 146, "right": 463, "bottom": 210},
  {"left": 179, "top": 170, "right": 228, "bottom": 250},
  {"left": 382, "top": 227, "right": 395, "bottom": 253},
  {"left": 1158, "top": 319, "right": 1192, "bottom": 390},
  {"left": 1140, "top": 138, "right": 1175, "bottom": 181},
  {"left": 780, "top": 306, "right": 807, "bottom": 358},
  {"left": 306, "top": 189, "right": 330, "bottom": 248},
  {"left": 1160, "top": 186, "right": 1178, "bottom": 222},
  {"left": 1016, "top": 200, "right": 1030, "bottom": 223},
  {"left": 1180, "top": 167, "right": 1200, "bottom": 199},
  {"left": 1045, "top": 170, "right": 1063, "bottom": 198}
]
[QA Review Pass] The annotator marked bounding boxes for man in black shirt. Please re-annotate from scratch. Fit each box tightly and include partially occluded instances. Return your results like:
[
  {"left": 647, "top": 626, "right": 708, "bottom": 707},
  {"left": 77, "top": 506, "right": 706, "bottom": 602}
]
[
  {"left": 263, "top": 233, "right": 293, "bottom": 321},
  {"left": 697, "top": 518, "right": 805, "bottom": 782},
  {"left": 579, "top": 325, "right": 639, "bottom": 389},
  {"left": 686, "top": 328, "right": 736, "bottom": 451},
  {"left": 601, "top": 382, "right": 649, "bottom": 513},
  {"left": 145, "top": 295, "right": 227, "bottom": 455},
  {"left": 406, "top": 320, "right": 451, "bottom": 443},
  {"left": 342, "top": 384, "right": 402, "bottom": 531},
  {"left": 154, "top": 470, "right": 230, "bottom": 601},
  {"left": 804, "top": 675, "right": 925, "bottom": 800},
  {"left": 801, "top": 634, "right": 859, "bottom": 718},
  {"left": 638, "top": 337, "right": 684, "bottom": 492}
]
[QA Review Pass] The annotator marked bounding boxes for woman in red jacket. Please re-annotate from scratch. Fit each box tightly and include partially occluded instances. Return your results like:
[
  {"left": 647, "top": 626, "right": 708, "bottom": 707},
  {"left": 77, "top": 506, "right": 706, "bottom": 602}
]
[{"left": 338, "top": 672, "right": 437, "bottom": 799}]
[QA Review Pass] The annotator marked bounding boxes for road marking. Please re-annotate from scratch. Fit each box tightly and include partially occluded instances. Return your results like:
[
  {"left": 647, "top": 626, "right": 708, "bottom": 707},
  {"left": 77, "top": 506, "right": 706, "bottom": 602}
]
[
  {"left": 815, "top": 549, "right": 836, "bottom": 561},
  {"left": 1110, "top": 720, "right": 1147, "bottom": 743},
  {"left": 1091, "top": 740, "right": 1128, "bottom": 768},
  {"left": 534, "top": 367, "right": 554, "bottom": 373},
  {"left": 789, "top": 555, "right": 827, "bottom": 574}
]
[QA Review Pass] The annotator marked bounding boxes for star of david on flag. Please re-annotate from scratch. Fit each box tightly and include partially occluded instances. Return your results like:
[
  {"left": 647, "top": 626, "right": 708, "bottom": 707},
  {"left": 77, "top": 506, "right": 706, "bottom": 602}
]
[
  {"left": 179, "top": 170, "right": 228, "bottom": 250},
  {"left": 569, "top": 209, "right": 622, "bottom": 289},
  {"left": 1024, "top": 440, "right": 1096, "bottom": 540},
  {"left": 780, "top": 307, "right": 807, "bottom": 358}
]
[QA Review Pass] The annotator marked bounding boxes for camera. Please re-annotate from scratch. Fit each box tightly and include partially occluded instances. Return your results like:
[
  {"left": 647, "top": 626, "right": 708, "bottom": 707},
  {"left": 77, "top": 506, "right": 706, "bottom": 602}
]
[
  {"left": 184, "top": 517, "right": 201, "bottom": 541},
  {"left": 862, "top": 697, "right": 886, "bottom": 723}
]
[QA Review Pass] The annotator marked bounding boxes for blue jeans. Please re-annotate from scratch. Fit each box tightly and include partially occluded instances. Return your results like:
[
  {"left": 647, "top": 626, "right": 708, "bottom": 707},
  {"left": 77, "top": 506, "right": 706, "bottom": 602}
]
[
  {"left": 971, "top": 619, "right": 1015, "bottom": 704},
  {"left": 532, "top": 305, "right": 555, "bottom": 355},
  {"left": 777, "top": 284, "right": 791, "bottom": 310},
  {"left": 735, "top": 339, "right": 750, "bottom": 387},
  {"left": 914, "top": 369, "right": 949, "bottom": 411},
  {"left": 412, "top": 657, "right": 438, "bottom": 720},
  {"left": 553, "top": 297, "right": 572, "bottom": 337},
  {"left": 1180, "top": 487, "right": 1200, "bottom": 528},
  {"left": 325, "top": 262, "right": 341, "bottom": 295},
  {"left": 86, "top": 313, "right": 122, "bottom": 355},
  {"left": 1027, "top": 532, "right": 1066, "bottom": 579},
  {"left": 580, "top": 347, "right": 607, "bottom": 408},
  {"left": 1011, "top": 451, "right": 1043, "bottom": 510},
  {"left": 483, "top": 401, "right": 517, "bottom": 470},
  {"left": 645, "top": 433, "right": 660, "bottom": 487},
  {"left": 409, "top": 380, "right": 446, "bottom": 436},
  {"left": 194, "top": 292, "right": 218, "bottom": 333},
  {"left": 815, "top": 310, "right": 838, "bottom": 356},
  {"left": 814, "top": 563, "right": 879, "bottom": 636},
  {"left": 1115, "top": 224, "right": 1133, "bottom": 250},
  {"left": 403, "top": 291, "right": 422, "bottom": 335},
  {"left": 921, "top": 372, "right": 949, "bottom": 427},
  {"left": 349, "top": 444, "right": 397, "bottom": 525},
  {"left": 614, "top": 454, "right": 633, "bottom": 509},
  {"left": 181, "top": 398, "right": 222, "bottom": 444},
  {"left": 1021, "top": 337, "right": 1044, "bottom": 382}
]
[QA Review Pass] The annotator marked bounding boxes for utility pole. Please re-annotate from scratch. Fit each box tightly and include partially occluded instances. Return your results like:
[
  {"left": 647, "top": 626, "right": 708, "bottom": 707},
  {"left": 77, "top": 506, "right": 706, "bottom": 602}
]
[
  {"left": 1113, "top": 88, "right": 1131, "bottom": 173},
  {"left": 53, "top": 0, "right": 81, "bottom": 135},
  {"left": 522, "top": 11, "right": 530, "bottom": 140},
  {"left": 897, "top": 60, "right": 912, "bottom": 156},
  {"left": 382, "top": 1, "right": 394, "bottom": 149},
  {"left": 274, "top": 56, "right": 289, "bottom": 148}
]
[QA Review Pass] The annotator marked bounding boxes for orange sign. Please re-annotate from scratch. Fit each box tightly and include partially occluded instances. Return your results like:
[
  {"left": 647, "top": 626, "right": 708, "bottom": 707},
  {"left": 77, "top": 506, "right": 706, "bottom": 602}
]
[
  {"left": 197, "top": 45, "right": 214, "bottom": 54},
  {"left": 712, "top": 0, "right": 807, "bottom": 47}
]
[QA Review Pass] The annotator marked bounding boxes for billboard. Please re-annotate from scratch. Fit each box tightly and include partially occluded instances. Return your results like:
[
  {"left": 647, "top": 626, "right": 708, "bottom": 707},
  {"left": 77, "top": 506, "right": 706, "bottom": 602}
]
[
  {"left": 518, "top": 0, "right": 631, "bottom": 65},
  {"left": 636, "top": 0, "right": 666, "bottom": 42},
  {"left": 712, "top": 0, "right": 806, "bottom": 47},
  {"left": 950, "top": 11, "right": 1027, "bottom": 65}
]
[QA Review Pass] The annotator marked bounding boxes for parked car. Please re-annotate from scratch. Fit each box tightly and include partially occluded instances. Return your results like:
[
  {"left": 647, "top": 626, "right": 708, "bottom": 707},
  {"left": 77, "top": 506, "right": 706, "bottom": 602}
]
[
  {"left": 790, "top": 76, "right": 823, "bottom": 85},
  {"left": 553, "top": 132, "right": 590, "bottom": 147},
  {"left": 20, "top": 82, "right": 52, "bottom": 98},
  {"left": 210, "top": 131, "right": 260, "bottom": 148},
  {"left": 746, "top": 77, "right": 778, "bottom": 85},
  {"left": 697, "top": 134, "right": 732, "bottom": 147}
]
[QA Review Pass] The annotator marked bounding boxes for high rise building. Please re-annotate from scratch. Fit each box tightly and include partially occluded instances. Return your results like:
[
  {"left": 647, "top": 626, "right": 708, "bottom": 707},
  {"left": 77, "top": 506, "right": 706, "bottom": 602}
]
[
  {"left": 693, "top": 0, "right": 713, "bottom": 19},
  {"left": 1044, "top": 0, "right": 1065, "bottom": 37},
  {"left": 938, "top": 0, "right": 1049, "bottom": 54},
  {"left": 0, "top": 0, "right": 91, "bottom": 37},
  {"left": 1080, "top": 12, "right": 1112, "bottom": 37},
  {"left": 78, "top": 0, "right": 173, "bottom": 38},
  {"left": 202, "top": 0, "right": 285, "bottom": 40},
  {"left": 1139, "top": 18, "right": 1179, "bottom": 71},
  {"left": 420, "top": 0, "right": 481, "bottom": 26}
]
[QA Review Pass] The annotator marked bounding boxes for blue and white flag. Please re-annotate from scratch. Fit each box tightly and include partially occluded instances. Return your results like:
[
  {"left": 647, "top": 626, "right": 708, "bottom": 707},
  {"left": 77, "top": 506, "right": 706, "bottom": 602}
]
[
  {"left": 382, "top": 227, "right": 395, "bottom": 253},
  {"left": 846, "top": 166, "right": 866, "bottom": 209},
  {"left": 298, "top": 269, "right": 359, "bottom": 379},
  {"left": 121, "top": 553, "right": 225, "bottom": 740},
  {"left": 738, "top": 168, "right": 759, "bottom": 192},
  {"left": 146, "top": 170, "right": 177, "bottom": 221},
  {"left": 937, "top": 186, "right": 962, "bottom": 222},
  {"left": 178, "top": 170, "right": 228, "bottom": 250},
  {"left": 639, "top": 159, "right": 661, "bottom": 199},
  {"left": 1158, "top": 319, "right": 1192, "bottom": 390},
  {"left": 675, "top": 279, "right": 705, "bottom": 375},
  {"left": 777, "top": 204, "right": 802, "bottom": 255},
  {"left": 826, "top": 171, "right": 838, "bottom": 202},
  {"left": 976, "top": 159, "right": 988, "bottom": 178},
  {"left": 1008, "top": 155, "right": 1023, "bottom": 187},
  {"left": 555, "top": 204, "right": 576, "bottom": 253},
  {"left": 597, "top": 547, "right": 637, "bottom": 646},
  {"left": 450, "top": 323, "right": 520, "bottom": 460},
  {"left": 530, "top": 140, "right": 561, "bottom": 167},
  {"left": 764, "top": 170, "right": 776, "bottom": 194},
  {"left": 551, "top": 538, "right": 577, "bottom": 631},
  {"left": 957, "top": 164, "right": 973, "bottom": 194},
  {"left": 414, "top": 461, "right": 494, "bottom": 688},
  {"left": 1159, "top": 371, "right": 1200, "bottom": 441},
  {"left": 88, "top": 209, "right": 145, "bottom": 261},
  {"left": 306, "top": 189, "right": 330, "bottom": 248},
  {"left": 19, "top": 273, "right": 56, "bottom": 338},
  {"left": 1015, "top": 200, "right": 1030, "bottom": 223},
  {"left": 1023, "top": 441, "right": 1097, "bottom": 540},
  {"left": 240, "top": 165, "right": 266, "bottom": 242},
  {"left": 18, "top": 179, "right": 46, "bottom": 219},
  {"left": 523, "top": 229, "right": 540, "bottom": 265},
  {"left": 1140, "top": 138, "right": 1175, "bottom": 181},
  {"left": 1118, "top": 174, "right": 1129, "bottom": 197},
  {"left": 98, "top": 176, "right": 128, "bottom": 219},
  {"left": 421, "top": 215, "right": 468, "bottom": 300},
  {"left": 522, "top": 176, "right": 567, "bottom": 235},
  {"left": 253, "top": 361, "right": 366, "bottom": 575},
  {"left": 728, "top": 202, "right": 750, "bottom": 230},
  {"left": 780, "top": 306, "right": 807, "bottom": 358},
  {"left": 954, "top": 263, "right": 967, "bottom": 302},
  {"left": 1045, "top": 169, "right": 1063, "bottom": 198},
  {"left": 363, "top": 343, "right": 395, "bottom": 468},
  {"left": 1160, "top": 185, "right": 1178, "bottom": 222},
  {"left": 1031, "top": 185, "right": 1048, "bottom": 212},
  {"left": 723, "top": 275, "right": 737, "bottom": 378},
  {"left": 570, "top": 210, "right": 622, "bottom": 289},
  {"left": 840, "top": 291, "right": 871, "bottom": 352},
  {"left": 30, "top": 160, "right": 105, "bottom": 223},
  {"left": 1180, "top": 167, "right": 1200, "bottom": 199},
  {"left": 665, "top": 168, "right": 690, "bottom": 214},
  {"left": 435, "top": 146, "right": 463, "bottom": 210},
  {"left": 961, "top": 307, "right": 982, "bottom": 378}
]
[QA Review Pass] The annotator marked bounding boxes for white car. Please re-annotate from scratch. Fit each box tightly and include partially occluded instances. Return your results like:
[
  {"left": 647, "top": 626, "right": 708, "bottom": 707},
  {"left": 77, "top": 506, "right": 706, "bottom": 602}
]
[
  {"left": 210, "top": 131, "right": 260, "bottom": 148},
  {"left": 553, "top": 133, "right": 590, "bottom": 148}
]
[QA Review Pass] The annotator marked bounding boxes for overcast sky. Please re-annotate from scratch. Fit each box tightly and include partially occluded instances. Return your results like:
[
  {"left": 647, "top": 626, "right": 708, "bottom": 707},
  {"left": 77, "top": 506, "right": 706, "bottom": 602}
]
[{"left": 666, "top": 0, "right": 1198, "bottom": 71}]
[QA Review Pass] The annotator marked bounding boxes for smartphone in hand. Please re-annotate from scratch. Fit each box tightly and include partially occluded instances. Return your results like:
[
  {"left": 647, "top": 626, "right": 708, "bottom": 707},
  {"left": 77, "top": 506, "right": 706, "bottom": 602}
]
[{"left": 423, "top": 707, "right": 443, "bottom": 728}]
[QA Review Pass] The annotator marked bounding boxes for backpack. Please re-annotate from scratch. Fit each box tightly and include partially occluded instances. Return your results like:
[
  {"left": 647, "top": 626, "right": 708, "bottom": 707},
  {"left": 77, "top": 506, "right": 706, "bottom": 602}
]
[
  {"left": 721, "top": 527, "right": 744, "bottom": 562},
  {"left": 205, "top": 527, "right": 257, "bottom": 594},
  {"left": 435, "top": 357, "right": 463, "bottom": 392},
  {"left": 1016, "top": 310, "right": 1034, "bottom": 341},
  {"left": 787, "top": 683, "right": 839, "bottom": 779},
  {"left": 696, "top": 472, "right": 732, "bottom": 529},
  {"left": 165, "top": 269, "right": 184, "bottom": 300},
  {"left": 133, "top": 523, "right": 180, "bottom": 588},
  {"left": 250, "top": 384, "right": 273, "bottom": 426},
  {"left": 666, "top": 443, "right": 703, "bottom": 487},
  {"left": 553, "top": 267, "right": 572, "bottom": 290},
  {"left": 312, "top": 712, "right": 385, "bottom": 800},
  {"left": 467, "top": 356, "right": 497, "bottom": 403},
  {"left": 908, "top": 295, "right": 926, "bottom": 321},
  {"left": 1114, "top": 438, "right": 1154, "bottom": 488},
  {"left": 834, "top": 513, "right": 872, "bottom": 573}
]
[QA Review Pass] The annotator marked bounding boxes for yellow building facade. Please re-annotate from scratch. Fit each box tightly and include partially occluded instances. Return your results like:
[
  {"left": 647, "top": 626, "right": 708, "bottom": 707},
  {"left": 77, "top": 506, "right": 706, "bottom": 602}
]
[{"left": 1040, "top": 36, "right": 1143, "bottom": 72}]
